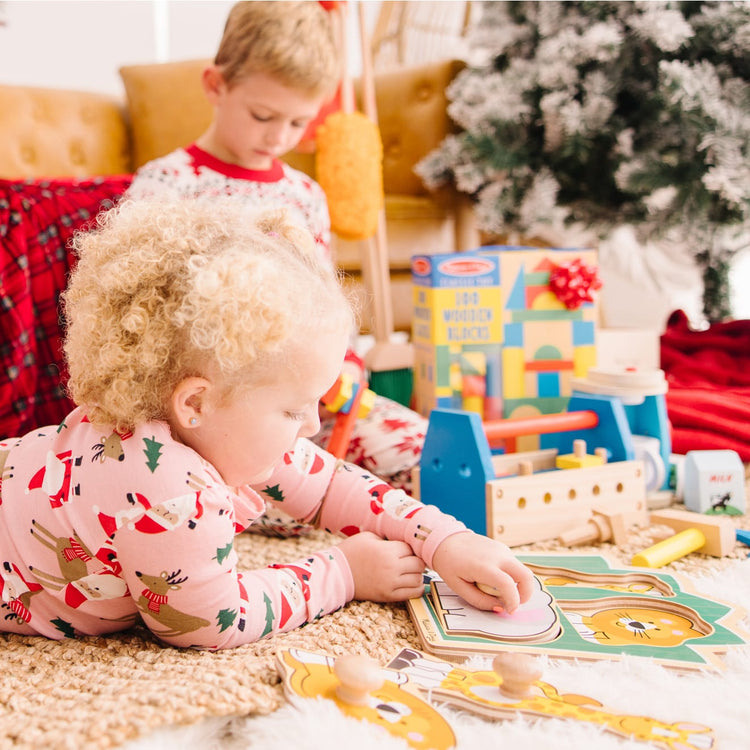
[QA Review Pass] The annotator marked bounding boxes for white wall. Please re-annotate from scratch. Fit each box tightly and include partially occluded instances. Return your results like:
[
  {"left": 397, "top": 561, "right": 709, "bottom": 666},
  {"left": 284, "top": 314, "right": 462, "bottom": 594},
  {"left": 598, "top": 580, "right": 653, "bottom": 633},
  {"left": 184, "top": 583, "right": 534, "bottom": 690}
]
[
  {"left": 0, "top": 0, "right": 371, "bottom": 96},
  {"left": 0, "top": 1, "right": 231, "bottom": 95}
]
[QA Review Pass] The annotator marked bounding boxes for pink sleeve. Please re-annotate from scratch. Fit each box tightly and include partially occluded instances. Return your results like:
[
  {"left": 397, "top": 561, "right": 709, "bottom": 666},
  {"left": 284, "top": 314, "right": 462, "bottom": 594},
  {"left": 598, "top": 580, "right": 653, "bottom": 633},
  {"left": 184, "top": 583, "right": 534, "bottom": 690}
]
[
  {"left": 253, "top": 439, "right": 467, "bottom": 569},
  {"left": 112, "top": 478, "right": 354, "bottom": 649}
]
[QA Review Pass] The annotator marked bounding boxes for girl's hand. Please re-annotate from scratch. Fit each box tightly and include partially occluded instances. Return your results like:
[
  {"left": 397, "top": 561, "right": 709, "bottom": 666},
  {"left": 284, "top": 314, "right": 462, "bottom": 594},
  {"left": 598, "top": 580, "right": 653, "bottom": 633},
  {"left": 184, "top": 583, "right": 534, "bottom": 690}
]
[
  {"left": 431, "top": 531, "right": 536, "bottom": 613},
  {"left": 338, "top": 531, "right": 426, "bottom": 602}
]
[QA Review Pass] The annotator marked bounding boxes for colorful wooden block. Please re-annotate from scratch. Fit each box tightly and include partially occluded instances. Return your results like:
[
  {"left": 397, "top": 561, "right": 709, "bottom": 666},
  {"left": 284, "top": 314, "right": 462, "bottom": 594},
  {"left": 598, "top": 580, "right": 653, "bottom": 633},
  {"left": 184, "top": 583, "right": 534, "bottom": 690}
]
[
  {"left": 640, "top": 508, "right": 737, "bottom": 559},
  {"left": 555, "top": 438, "right": 606, "bottom": 469}
]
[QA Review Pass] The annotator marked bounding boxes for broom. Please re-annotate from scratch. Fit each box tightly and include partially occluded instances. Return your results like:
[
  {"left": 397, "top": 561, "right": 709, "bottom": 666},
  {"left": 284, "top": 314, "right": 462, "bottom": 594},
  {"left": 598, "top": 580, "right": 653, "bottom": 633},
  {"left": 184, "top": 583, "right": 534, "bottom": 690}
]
[{"left": 315, "top": 2, "right": 414, "bottom": 406}]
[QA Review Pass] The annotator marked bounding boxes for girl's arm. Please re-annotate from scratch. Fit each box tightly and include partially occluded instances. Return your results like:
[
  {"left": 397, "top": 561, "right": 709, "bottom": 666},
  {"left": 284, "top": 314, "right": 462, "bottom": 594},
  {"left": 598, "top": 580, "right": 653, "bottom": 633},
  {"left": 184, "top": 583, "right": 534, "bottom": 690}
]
[
  {"left": 254, "top": 439, "right": 535, "bottom": 612},
  {"left": 254, "top": 439, "right": 466, "bottom": 567},
  {"left": 112, "top": 479, "right": 355, "bottom": 649}
]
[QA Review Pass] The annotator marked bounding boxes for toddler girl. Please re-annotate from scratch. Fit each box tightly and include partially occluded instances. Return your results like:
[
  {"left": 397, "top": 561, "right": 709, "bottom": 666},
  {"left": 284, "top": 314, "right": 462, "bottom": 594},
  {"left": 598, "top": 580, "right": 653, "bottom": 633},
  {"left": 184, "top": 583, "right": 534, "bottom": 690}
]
[{"left": 0, "top": 199, "right": 533, "bottom": 648}]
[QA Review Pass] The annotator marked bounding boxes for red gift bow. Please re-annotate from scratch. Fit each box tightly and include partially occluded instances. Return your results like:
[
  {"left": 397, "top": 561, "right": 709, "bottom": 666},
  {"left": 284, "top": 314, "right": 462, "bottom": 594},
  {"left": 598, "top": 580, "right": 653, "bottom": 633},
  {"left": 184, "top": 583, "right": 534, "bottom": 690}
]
[{"left": 549, "top": 258, "right": 603, "bottom": 310}]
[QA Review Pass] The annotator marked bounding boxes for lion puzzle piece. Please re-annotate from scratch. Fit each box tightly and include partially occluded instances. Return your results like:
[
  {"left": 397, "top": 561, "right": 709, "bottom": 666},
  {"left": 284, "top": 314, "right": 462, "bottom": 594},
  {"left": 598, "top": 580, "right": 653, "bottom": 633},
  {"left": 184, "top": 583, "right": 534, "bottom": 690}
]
[
  {"left": 276, "top": 648, "right": 456, "bottom": 750},
  {"left": 387, "top": 647, "right": 716, "bottom": 750}
]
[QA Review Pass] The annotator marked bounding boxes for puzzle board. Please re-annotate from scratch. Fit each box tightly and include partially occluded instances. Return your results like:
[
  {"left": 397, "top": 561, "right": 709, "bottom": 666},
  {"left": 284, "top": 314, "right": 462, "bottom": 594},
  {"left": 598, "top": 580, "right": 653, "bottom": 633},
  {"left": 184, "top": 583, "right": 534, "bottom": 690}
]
[
  {"left": 428, "top": 572, "right": 561, "bottom": 643},
  {"left": 407, "top": 554, "right": 748, "bottom": 670}
]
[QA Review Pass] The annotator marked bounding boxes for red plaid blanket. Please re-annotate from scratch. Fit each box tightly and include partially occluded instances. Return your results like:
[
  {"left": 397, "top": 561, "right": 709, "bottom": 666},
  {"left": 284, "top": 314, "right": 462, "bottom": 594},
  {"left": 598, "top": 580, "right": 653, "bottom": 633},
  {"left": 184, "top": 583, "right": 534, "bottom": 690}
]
[{"left": 0, "top": 177, "right": 132, "bottom": 439}]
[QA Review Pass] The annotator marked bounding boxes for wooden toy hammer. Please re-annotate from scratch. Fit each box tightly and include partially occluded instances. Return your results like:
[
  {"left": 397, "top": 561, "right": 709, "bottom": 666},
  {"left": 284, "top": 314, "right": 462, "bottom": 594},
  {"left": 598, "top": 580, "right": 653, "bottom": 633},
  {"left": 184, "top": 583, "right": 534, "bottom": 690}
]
[{"left": 631, "top": 508, "right": 736, "bottom": 567}]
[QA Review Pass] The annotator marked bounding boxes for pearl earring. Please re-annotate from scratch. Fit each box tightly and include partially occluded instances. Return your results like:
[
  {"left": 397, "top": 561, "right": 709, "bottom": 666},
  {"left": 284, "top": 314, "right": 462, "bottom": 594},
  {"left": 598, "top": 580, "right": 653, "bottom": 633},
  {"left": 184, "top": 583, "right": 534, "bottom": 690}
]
[{"left": 190, "top": 417, "right": 198, "bottom": 426}]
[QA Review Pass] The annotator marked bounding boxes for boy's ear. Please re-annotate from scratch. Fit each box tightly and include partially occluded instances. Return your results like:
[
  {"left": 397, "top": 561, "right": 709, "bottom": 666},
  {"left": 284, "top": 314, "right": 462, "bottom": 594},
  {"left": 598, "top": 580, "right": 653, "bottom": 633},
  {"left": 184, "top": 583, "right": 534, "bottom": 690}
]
[
  {"left": 201, "top": 65, "right": 227, "bottom": 105},
  {"left": 171, "top": 377, "right": 212, "bottom": 430}
]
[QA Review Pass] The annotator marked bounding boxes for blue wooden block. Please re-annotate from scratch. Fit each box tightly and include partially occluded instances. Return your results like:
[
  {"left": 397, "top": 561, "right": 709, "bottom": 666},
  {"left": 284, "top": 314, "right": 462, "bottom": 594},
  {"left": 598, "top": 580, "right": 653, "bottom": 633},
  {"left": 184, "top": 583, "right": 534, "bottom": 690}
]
[{"left": 541, "top": 392, "right": 633, "bottom": 462}]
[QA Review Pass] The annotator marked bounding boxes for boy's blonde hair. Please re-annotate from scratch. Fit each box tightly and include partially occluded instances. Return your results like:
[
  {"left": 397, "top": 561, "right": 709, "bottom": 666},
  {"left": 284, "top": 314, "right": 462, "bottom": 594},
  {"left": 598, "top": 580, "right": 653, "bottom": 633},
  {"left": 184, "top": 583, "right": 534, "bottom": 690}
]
[
  {"left": 63, "top": 199, "right": 354, "bottom": 431},
  {"left": 215, "top": 1, "right": 340, "bottom": 96}
]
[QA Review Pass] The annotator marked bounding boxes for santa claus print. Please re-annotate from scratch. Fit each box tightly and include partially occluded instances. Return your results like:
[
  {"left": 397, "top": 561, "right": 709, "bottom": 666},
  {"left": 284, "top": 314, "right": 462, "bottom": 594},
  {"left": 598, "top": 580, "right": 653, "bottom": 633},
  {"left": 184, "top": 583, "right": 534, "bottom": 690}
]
[
  {"left": 94, "top": 491, "right": 204, "bottom": 537},
  {"left": 25, "top": 450, "right": 83, "bottom": 508}
]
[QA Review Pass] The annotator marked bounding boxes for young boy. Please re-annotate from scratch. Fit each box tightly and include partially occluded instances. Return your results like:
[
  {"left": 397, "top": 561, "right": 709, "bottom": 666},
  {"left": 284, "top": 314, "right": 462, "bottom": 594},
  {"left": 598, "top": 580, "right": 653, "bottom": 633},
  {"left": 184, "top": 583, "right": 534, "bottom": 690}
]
[
  {"left": 126, "top": 1, "right": 336, "bottom": 255},
  {"left": 125, "top": 1, "right": 428, "bottom": 506}
]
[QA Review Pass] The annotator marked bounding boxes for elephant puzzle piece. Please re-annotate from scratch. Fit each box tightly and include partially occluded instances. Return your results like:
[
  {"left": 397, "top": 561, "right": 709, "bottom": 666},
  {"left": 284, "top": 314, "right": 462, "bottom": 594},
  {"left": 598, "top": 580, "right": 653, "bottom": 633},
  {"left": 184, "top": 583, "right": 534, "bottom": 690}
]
[
  {"left": 276, "top": 648, "right": 456, "bottom": 750},
  {"left": 387, "top": 647, "right": 716, "bottom": 750}
]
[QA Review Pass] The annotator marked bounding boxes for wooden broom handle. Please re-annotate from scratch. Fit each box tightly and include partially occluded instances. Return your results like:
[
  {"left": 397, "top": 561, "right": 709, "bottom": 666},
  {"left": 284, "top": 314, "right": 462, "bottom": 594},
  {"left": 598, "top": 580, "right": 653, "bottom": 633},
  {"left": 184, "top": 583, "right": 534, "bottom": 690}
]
[
  {"left": 337, "top": 3, "right": 354, "bottom": 114},
  {"left": 357, "top": 3, "right": 394, "bottom": 343}
]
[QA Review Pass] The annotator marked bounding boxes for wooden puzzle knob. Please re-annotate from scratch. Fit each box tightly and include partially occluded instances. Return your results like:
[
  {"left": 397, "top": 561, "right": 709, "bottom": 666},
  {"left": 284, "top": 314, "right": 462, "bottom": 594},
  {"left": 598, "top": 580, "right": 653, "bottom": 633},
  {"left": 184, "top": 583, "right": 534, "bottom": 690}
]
[
  {"left": 334, "top": 654, "right": 384, "bottom": 705},
  {"left": 493, "top": 653, "right": 543, "bottom": 699}
]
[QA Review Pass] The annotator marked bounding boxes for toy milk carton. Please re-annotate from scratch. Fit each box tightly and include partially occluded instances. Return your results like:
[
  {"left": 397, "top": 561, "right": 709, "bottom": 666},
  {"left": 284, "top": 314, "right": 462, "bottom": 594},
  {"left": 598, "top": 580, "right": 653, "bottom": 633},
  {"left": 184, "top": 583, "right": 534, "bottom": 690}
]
[
  {"left": 412, "top": 247, "right": 599, "bottom": 441},
  {"left": 683, "top": 450, "right": 746, "bottom": 515}
]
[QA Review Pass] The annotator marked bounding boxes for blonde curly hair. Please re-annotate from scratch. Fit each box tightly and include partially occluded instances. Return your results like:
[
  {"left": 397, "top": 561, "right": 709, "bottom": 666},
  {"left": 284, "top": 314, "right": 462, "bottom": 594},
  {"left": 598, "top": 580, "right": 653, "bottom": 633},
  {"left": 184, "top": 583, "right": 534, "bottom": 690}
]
[
  {"left": 63, "top": 198, "right": 354, "bottom": 431},
  {"left": 216, "top": 1, "right": 340, "bottom": 97}
]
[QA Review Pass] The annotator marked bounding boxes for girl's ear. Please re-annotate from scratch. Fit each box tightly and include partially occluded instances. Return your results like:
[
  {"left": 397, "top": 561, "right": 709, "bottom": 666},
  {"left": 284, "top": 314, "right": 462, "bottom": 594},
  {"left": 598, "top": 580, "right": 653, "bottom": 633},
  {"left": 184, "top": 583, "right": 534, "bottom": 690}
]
[
  {"left": 201, "top": 65, "right": 227, "bottom": 105},
  {"left": 170, "top": 377, "right": 212, "bottom": 430}
]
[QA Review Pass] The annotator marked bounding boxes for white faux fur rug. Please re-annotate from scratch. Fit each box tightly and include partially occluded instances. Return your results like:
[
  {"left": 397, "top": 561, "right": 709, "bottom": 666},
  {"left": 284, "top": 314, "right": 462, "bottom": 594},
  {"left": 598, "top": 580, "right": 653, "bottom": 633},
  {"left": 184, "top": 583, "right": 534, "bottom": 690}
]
[{"left": 124, "top": 558, "right": 750, "bottom": 750}]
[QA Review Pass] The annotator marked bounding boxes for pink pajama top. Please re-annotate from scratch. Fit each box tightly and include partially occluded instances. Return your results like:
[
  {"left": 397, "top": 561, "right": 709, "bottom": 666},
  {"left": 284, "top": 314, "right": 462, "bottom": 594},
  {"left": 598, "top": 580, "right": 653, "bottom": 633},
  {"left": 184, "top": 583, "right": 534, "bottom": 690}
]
[{"left": 0, "top": 408, "right": 465, "bottom": 648}]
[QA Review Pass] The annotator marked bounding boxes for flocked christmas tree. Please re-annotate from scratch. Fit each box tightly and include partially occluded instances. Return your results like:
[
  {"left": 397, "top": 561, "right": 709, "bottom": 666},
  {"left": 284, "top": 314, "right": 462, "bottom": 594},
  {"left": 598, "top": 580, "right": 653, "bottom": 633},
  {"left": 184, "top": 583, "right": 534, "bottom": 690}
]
[{"left": 416, "top": 1, "right": 750, "bottom": 322}]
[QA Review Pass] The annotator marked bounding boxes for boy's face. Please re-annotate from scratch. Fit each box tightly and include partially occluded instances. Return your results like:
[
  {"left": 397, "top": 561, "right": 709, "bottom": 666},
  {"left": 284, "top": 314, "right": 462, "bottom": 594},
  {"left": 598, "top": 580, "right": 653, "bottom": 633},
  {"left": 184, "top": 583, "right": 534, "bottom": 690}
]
[
  {"left": 203, "top": 69, "right": 328, "bottom": 170},
  {"left": 182, "top": 328, "right": 347, "bottom": 488}
]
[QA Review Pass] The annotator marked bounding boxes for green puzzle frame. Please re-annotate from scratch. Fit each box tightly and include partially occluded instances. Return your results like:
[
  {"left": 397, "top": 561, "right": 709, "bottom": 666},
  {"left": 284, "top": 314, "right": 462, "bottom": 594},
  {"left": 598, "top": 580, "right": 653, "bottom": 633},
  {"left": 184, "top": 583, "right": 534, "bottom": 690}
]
[{"left": 407, "top": 554, "right": 748, "bottom": 670}]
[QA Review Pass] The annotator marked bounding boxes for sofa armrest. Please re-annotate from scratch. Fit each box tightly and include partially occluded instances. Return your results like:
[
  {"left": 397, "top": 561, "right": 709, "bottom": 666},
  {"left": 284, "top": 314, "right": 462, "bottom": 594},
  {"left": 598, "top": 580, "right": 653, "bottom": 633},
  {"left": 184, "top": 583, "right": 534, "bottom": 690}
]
[{"left": 0, "top": 84, "right": 130, "bottom": 179}]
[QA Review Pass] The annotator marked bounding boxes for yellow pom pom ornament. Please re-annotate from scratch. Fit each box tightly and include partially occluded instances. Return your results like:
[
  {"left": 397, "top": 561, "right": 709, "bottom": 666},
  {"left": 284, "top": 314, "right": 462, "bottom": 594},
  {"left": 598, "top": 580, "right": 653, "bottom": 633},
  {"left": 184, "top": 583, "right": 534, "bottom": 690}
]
[{"left": 315, "top": 110, "right": 384, "bottom": 241}]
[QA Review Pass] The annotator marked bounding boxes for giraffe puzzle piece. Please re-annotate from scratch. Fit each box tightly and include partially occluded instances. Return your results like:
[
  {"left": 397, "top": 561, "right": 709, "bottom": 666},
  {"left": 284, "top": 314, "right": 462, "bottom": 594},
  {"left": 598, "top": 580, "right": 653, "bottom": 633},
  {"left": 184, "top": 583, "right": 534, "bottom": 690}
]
[
  {"left": 387, "top": 647, "right": 715, "bottom": 750},
  {"left": 276, "top": 648, "right": 456, "bottom": 750}
]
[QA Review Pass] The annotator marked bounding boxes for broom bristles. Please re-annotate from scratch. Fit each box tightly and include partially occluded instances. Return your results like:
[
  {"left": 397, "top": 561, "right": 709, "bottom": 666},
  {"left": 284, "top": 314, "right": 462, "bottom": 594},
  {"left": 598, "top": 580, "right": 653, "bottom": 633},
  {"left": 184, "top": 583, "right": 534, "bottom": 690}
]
[
  {"left": 315, "top": 111, "right": 384, "bottom": 241},
  {"left": 364, "top": 340, "right": 414, "bottom": 408}
]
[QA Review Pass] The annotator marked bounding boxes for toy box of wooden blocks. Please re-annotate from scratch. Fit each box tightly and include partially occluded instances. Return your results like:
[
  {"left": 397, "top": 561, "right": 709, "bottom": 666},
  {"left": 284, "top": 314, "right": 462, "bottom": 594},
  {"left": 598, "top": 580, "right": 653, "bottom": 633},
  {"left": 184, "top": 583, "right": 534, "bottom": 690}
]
[{"left": 411, "top": 246, "right": 600, "bottom": 440}]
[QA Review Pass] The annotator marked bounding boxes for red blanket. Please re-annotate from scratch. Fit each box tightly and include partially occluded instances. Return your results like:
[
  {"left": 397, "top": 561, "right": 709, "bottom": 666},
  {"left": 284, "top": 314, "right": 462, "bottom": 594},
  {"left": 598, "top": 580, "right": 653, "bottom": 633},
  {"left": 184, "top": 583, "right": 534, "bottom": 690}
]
[
  {"left": 661, "top": 309, "right": 750, "bottom": 460},
  {"left": 0, "top": 176, "right": 132, "bottom": 439}
]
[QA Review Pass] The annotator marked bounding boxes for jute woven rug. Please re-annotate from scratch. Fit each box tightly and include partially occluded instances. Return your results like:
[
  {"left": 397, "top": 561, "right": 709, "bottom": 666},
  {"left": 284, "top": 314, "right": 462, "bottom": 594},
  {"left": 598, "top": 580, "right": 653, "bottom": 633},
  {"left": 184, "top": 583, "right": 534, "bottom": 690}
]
[{"left": 2, "top": 507, "right": 749, "bottom": 750}]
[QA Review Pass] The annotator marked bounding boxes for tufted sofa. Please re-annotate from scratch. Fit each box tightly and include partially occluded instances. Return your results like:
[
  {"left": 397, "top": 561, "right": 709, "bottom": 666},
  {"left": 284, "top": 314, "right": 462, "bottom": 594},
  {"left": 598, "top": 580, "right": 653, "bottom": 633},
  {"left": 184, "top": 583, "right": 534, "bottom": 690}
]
[{"left": 0, "top": 58, "right": 471, "bottom": 439}]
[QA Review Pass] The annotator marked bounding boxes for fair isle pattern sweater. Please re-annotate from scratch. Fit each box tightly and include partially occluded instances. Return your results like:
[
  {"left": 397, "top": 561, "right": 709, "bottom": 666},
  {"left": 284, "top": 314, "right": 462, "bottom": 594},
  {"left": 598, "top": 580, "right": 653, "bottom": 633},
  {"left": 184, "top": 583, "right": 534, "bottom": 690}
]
[
  {"left": 125, "top": 144, "right": 332, "bottom": 256},
  {"left": 0, "top": 409, "right": 465, "bottom": 648}
]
